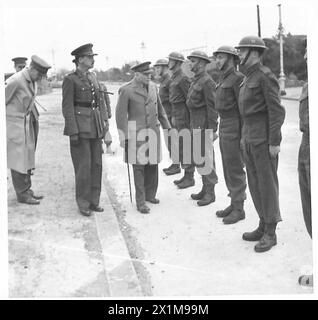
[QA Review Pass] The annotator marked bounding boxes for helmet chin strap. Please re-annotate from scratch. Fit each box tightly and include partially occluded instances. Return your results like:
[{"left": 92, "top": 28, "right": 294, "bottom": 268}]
[{"left": 240, "top": 49, "right": 251, "bottom": 66}]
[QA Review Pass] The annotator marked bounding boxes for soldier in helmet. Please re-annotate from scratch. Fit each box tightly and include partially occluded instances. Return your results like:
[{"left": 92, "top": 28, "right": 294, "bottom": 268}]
[
  {"left": 186, "top": 51, "right": 218, "bottom": 206},
  {"left": 236, "top": 36, "right": 285, "bottom": 252},
  {"left": 167, "top": 52, "right": 195, "bottom": 188},
  {"left": 213, "top": 46, "right": 246, "bottom": 223},
  {"left": 154, "top": 59, "right": 178, "bottom": 172},
  {"left": 298, "top": 38, "right": 313, "bottom": 287}
]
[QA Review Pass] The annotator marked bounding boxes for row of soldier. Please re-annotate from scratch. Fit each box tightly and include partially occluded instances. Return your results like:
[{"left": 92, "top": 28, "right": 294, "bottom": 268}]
[{"left": 5, "top": 36, "right": 311, "bottom": 283}]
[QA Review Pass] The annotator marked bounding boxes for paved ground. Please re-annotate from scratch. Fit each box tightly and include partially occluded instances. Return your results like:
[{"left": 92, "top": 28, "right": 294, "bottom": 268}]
[{"left": 8, "top": 86, "right": 313, "bottom": 297}]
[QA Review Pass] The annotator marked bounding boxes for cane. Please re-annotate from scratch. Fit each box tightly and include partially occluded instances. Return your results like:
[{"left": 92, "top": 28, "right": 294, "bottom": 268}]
[
  {"left": 125, "top": 141, "right": 133, "bottom": 203},
  {"left": 127, "top": 163, "right": 133, "bottom": 203}
]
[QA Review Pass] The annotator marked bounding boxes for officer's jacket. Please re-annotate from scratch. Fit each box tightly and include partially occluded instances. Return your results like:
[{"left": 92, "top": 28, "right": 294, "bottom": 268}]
[
  {"left": 238, "top": 62, "right": 285, "bottom": 146},
  {"left": 299, "top": 82, "right": 309, "bottom": 144},
  {"left": 158, "top": 73, "right": 172, "bottom": 119},
  {"left": 216, "top": 67, "right": 244, "bottom": 139},
  {"left": 186, "top": 71, "right": 218, "bottom": 131},
  {"left": 62, "top": 69, "right": 108, "bottom": 139},
  {"left": 115, "top": 78, "right": 171, "bottom": 165}
]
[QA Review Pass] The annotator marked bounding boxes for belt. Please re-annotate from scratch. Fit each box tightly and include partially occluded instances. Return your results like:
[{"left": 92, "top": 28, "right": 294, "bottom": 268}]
[{"left": 74, "top": 102, "right": 92, "bottom": 108}]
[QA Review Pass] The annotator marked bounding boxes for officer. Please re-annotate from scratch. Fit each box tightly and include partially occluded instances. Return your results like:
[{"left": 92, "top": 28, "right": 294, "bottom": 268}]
[
  {"left": 6, "top": 55, "right": 51, "bottom": 204},
  {"left": 116, "top": 61, "right": 171, "bottom": 214},
  {"left": 213, "top": 46, "right": 246, "bottom": 223},
  {"left": 154, "top": 59, "right": 179, "bottom": 174},
  {"left": 167, "top": 52, "right": 195, "bottom": 188},
  {"left": 298, "top": 38, "right": 312, "bottom": 287},
  {"left": 186, "top": 51, "right": 218, "bottom": 206},
  {"left": 12, "top": 57, "right": 28, "bottom": 72},
  {"left": 62, "top": 43, "right": 108, "bottom": 217},
  {"left": 236, "top": 36, "right": 285, "bottom": 252}
]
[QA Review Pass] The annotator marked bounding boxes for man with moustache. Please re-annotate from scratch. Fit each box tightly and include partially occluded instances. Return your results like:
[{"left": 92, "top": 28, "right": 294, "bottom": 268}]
[
  {"left": 236, "top": 36, "right": 285, "bottom": 252},
  {"left": 62, "top": 43, "right": 108, "bottom": 217},
  {"left": 186, "top": 51, "right": 218, "bottom": 206},
  {"left": 213, "top": 46, "right": 246, "bottom": 224}
]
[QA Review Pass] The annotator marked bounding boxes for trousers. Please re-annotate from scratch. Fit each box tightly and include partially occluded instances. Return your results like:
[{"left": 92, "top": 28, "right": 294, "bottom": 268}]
[
  {"left": 132, "top": 164, "right": 158, "bottom": 207},
  {"left": 242, "top": 142, "right": 282, "bottom": 224},
  {"left": 298, "top": 136, "right": 311, "bottom": 237},
  {"left": 11, "top": 169, "right": 32, "bottom": 199},
  {"left": 70, "top": 138, "right": 103, "bottom": 210}
]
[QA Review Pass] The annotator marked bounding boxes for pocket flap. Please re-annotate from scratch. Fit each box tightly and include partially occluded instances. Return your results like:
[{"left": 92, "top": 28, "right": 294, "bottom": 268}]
[{"left": 75, "top": 106, "right": 92, "bottom": 116}]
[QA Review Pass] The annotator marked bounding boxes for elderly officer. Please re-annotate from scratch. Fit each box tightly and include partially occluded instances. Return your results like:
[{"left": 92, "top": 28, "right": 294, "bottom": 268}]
[
  {"left": 186, "top": 51, "right": 218, "bottom": 206},
  {"left": 213, "top": 46, "right": 246, "bottom": 223},
  {"left": 62, "top": 43, "right": 108, "bottom": 217},
  {"left": 236, "top": 36, "right": 285, "bottom": 252},
  {"left": 154, "top": 58, "right": 178, "bottom": 174},
  {"left": 167, "top": 52, "right": 195, "bottom": 188},
  {"left": 116, "top": 61, "right": 171, "bottom": 214},
  {"left": 298, "top": 38, "right": 312, "bottom": 287},
  {"left": 6, "top": 55, "right": 51, "bottom": 204},
  {"left": 12, "top": 57, "right": 28, "bottom": 72}
]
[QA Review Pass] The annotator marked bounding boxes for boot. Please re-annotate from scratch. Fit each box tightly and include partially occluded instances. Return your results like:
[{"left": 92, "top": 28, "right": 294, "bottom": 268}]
[
  {"left": 191, "top": 186, "right": 205, "bottom": 200},
  {"left": 137, "top": 203, "right": 150, "bottom": 214},
  {"left": 223, "top": 202, "right": 245, "bottom": 224},
  {"left": 242, "top": 219, "right": 265, "bottom": 241},
  {"left": 216, "top": 205, "right": 233, "bottom": 218},
  {"left": 164, "top": 164, "right": 181, "bottom": 176},
  {"left": 254, "top": 223, "right": 277, "bottom": 252},
  {"left": 174, "top": 175, "right": 185, "bottom": 185},
  {"left": 298, "top": 274, "right": 313, "bottom": 287},
  {"left": 197, "top": 185, "right": 215, "bottom": 206},
  {"left": 177, "top": 172, "right": 195, "bottom": 189}
]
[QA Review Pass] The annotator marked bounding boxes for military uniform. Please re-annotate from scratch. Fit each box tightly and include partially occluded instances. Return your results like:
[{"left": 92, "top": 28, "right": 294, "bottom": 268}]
[
  {"left": 62, "top": 44, "right": 108, "bottom": 214},
  {"left": 187, "top": 69, "right": 218, "bottom": 203},
  {"left": 238, "top": 63, "right": 285, "bottom": 226},
  {"left": 215, "top": 66, "right": 246, "bottom": 218},
  {"left": 169, "top": 68, "right": 195, "bottom": 182},
  {"left": 298, "top": 82, "right": 311, "bottom": 237},
  {"left": 116, "top": 62, "right": 171, "bottom": 213}
]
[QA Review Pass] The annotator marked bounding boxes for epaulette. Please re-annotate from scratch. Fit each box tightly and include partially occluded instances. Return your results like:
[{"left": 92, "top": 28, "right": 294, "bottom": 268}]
[
  {"left": 118, "top": 80, "right": 132, "bottom": 93},
  {"left": 259, "top": 65, "right": 274, "bottom": 77}
]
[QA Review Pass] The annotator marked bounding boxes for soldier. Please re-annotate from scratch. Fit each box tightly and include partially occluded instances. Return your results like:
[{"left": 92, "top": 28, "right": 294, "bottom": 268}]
[
  {"left": 236, "top": 36, "right": 285, "bottom": 252},
  {"left": 213, "top": 46, "right": 246, "bottom": 223},
  {"left": 62, "top": 43, "right": 108, "bottom": 217},
  {"left": 12, "top": 57, "right": 28, "bottom": 72},
  {"left": 186, "top": 51, "right": 218, "bottom": 206},
  {"left": 6, "top": 55, "right": 51, "bottom": 204},
  {"left": 298, "top": 38, "right": 312, "bottom": 287},
  {"left": 153, "top": 59, "right": 179, "bottom": 174},
  {"left": 116, "top": 61, "right": 171, "bottom": 214},
  {"left": 167, "top": 52, "right": 195, "bottom": 188}
]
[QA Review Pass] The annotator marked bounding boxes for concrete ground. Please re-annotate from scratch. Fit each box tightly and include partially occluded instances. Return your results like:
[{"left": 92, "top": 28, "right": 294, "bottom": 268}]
[{"left": 8, "top": 86, "right": 313, "bottom": 297}]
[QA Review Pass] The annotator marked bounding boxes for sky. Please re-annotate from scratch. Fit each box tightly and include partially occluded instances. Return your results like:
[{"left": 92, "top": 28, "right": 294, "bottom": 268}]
[{"left": 0, "top": 0, "right": 314, "bottom": 74}]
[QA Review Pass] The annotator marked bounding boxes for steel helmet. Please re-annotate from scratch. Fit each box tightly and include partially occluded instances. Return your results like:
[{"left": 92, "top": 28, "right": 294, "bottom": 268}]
[
  {"left": 167, "top": 51, "right": 185, "bottom": 62},
  {"left": 187, "top": 50, "right": 211, "bottom": 63},
  {"left": 153, "top": 58, "right": 169, "bottom": 67},
  {"left": 213, "top": 45, "right": 239, "bottom": 58},
  {"left": 235, "top": 36, "right": 267, "bottom": 50}
]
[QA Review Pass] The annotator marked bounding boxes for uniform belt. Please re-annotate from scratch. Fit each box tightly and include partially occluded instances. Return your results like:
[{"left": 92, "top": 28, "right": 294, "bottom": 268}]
[{"left": 75, "top": 102, "right": 92, "bottom": 108}]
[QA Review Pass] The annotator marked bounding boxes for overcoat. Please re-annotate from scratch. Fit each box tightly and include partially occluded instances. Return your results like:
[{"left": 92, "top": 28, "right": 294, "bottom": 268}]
[
  {"left": 6, "top": 69, "right": 38, "bottom": 173},
  {"left": 116, "top": 79, "right": 171, "bottom": 165}
]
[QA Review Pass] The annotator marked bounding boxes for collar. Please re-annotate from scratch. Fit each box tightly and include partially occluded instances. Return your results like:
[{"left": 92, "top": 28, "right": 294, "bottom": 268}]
[
  {"left": 22, "top": 68, "right": 32, "bottom": 83},
  {"left": 220, "top": 66, "right": 234, "bottom": 82},
  {"left": 245, "top": 62, "right": 261, "bottom": 77},
  {"left": 171, "top": 68, "right": 182, "bottom": 79},
  {"left": 193, "top": 70, "right": 206, "bottom": 81}
]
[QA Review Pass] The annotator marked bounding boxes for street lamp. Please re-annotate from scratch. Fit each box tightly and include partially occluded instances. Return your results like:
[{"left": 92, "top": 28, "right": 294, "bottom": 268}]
[{"left": 278, "top": 4, "right": 286, "bottom": 95}]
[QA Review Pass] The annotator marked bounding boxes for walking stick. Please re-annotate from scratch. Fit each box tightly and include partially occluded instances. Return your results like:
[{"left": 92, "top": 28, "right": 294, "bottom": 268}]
[{"left": 125, "top": 142, "right": 133, "bottom": 203}]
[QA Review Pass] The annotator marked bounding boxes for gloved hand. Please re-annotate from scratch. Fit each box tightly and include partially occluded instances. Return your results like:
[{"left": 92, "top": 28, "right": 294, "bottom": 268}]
[
  {"left": 70, "top": 134, "right": 80, "bottom": 146},
  {"left": 269, "top": 145, "right": 280, "bottom": 158}
]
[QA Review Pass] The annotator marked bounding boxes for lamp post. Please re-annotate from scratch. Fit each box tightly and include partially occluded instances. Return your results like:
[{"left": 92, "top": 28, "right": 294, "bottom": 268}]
[{"left": 278, "top": 4, "right": 286, "bottom": 95}]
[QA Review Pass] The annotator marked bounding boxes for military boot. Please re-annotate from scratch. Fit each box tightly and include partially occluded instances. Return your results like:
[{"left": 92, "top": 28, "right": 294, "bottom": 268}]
[
  {"left": 254, "top": 223, "right": 277, "bottom": 253},
  {"left": 242, "top": 219, "right": 265, "bottom": 241},
  {"left": 173, "top": 175, "right": 185, "bottom": 185},
  {"left": 191, "top": 186, "right": 206, "bottom": 200},
  {"left": 216, "top": 205, "right": 233, "bottom": 218},
  {"left": 197, "top": 184, "right": 215, "bottom": 206},
  {"left": 223, "top": 202, "right": 245, "bottom": 224},
  {"left": 164, "top": 163, "right": 181, "bottom": 176},
  {"left": 177, "top": 172, "right": 195, "bottom": 189}
]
